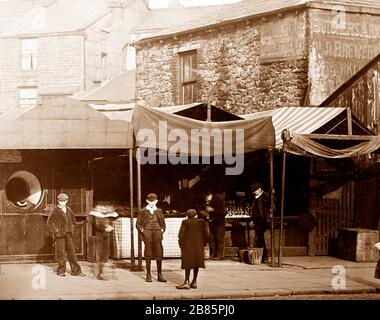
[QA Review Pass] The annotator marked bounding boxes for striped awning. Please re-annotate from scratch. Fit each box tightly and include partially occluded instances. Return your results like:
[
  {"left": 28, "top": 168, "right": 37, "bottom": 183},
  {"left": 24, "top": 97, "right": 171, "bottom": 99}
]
[{"left": 241, "top": 107, "right": 347, "bottom": 149}]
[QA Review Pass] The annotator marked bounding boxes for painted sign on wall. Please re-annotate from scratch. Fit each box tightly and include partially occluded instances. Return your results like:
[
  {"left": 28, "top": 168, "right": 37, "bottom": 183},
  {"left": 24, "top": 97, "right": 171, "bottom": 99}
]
[
  {"left": 260, "top": 13, "right": 307, "bottom": 63},
  {"left": 309, "top": 8, "right": 380, "bottom": 105}
]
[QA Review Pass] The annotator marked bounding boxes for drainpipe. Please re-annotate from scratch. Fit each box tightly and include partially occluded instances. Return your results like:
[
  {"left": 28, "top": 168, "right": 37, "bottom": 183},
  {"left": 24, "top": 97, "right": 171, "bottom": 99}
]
[{"left": 83, "top": 32, "right": 87, "bottom": 91}]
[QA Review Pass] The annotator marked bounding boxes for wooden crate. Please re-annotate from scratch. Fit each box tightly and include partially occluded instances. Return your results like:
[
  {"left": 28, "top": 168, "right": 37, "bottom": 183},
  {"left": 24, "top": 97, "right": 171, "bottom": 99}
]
[{"left": 337, "top": 228, "right": 379, "bottom": 262}]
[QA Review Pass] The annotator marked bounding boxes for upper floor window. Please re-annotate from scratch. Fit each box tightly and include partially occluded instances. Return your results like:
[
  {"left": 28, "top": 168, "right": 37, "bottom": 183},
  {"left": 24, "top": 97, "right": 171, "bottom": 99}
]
[
  {"left": 180, "top": 50, "right": 197, "bottom": 104},
  {"left": 100, "top": 52, "right": 108, "bottom": 81},
  {"left": 19, "top": 87, "right": 37, "bottom": 108},
  {"left": 20, "top": 38, "right": 38, "bottom": 70},
  {"left": 122, "top": 44, "right": 136, "bottom": 71}
]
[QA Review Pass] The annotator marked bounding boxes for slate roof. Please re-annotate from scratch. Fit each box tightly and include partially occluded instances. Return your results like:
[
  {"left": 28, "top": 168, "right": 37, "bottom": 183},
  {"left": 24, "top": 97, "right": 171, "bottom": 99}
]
[
  {"left": 0, "top": 0, "right": 111, "bottom": 36},
  {"left": 0, "top": 0, "right": 35, "bottom": 33},
  {"left": 133, "top": 0, "right": 380, "bottom": 41},
  {"left": 73, "top": 71, "right": 136, "bottom": 104}
]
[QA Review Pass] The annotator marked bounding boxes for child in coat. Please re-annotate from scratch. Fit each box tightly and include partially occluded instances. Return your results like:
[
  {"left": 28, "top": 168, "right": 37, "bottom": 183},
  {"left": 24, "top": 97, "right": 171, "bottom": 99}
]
[{"left": 176, "top": 209, "right": 209, "bottom": 290}]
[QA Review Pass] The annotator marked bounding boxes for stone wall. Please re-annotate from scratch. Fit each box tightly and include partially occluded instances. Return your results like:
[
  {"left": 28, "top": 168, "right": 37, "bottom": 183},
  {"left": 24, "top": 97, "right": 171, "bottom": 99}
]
[{"left": 136, "top": 10, "right": 309, "bottom": 115}]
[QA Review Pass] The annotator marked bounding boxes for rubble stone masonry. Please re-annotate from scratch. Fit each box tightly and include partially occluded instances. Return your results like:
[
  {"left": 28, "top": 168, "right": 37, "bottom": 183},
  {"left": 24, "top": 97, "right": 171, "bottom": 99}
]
[{"left": 136, "top": 11, "right": 309, "bottom": 115}]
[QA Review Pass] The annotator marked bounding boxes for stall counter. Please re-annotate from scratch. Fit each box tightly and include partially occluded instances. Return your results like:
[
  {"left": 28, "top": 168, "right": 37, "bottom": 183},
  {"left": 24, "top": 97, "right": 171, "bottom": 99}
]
[{"left": 111, "top": 216, "right": 186, "bottom": 259}]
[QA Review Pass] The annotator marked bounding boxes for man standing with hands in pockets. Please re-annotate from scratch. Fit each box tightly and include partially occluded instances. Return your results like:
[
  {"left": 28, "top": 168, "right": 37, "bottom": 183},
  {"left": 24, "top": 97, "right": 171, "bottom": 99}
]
[{"left": 47, "top": 193, "right": 86, "bottom": 277}]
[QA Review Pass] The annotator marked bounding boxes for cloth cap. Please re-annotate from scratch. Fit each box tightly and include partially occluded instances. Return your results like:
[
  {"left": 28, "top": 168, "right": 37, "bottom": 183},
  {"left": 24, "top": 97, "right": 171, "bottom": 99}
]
[
  {"left": 250, "top": 182, "right": 262, "bottom": 192},
  {"left": 57, "top": 193, "right": 69, "bottom": 200},
  {"left": 186, "top": 209, "right": 197, "bottom": 218},
  {"left": 146, "top": 193, "right": 158, "bottom": 201}
]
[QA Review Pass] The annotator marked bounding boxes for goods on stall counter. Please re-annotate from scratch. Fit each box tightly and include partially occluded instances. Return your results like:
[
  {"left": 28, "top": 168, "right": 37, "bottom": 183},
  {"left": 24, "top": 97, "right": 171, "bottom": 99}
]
[
  {"left": 224, "top": 200, "right": 251, "bottom": 217},
  {"left": 225, "top": 213, "right": 251, "bottom": 218}
]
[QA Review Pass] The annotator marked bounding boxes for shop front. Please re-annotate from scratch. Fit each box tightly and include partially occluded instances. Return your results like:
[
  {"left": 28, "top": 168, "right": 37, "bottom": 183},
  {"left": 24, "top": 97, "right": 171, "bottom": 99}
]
[
  {"left": 0, "top": 98, "right": 133, "bottom": 263},
  {"left": 129, "top": 104, "right": 276, "bottom": 266}
]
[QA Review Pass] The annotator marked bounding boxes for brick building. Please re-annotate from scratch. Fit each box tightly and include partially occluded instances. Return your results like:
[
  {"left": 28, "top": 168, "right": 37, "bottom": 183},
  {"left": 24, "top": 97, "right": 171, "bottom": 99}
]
[
  {"left": 0, "top": 0, "right": 149, "bottom": 113},
  {"left": 132, "top": 0, "right": 380, "bottom": 119}
]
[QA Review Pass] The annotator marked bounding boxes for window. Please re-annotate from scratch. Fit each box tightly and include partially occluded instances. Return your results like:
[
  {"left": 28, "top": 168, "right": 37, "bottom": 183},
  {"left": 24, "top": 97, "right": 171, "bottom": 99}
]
[
  {"left": 122, "top": 44, "right": 136, "bottom": 71},
  {"left": 100, "top": 52, "right": 108, "bottom": 81},
  {"left": 19, "top": 87, "right": 37, "bottom": 108},
  {"left": 20, "top": 38, "right": 38, "bottom": 70},
  {"left": 180, "top": 50, "right": 197, "bottom": 104}
]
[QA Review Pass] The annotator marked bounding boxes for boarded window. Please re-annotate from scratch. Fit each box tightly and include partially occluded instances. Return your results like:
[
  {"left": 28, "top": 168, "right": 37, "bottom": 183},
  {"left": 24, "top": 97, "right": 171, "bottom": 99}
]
[
  {"left": 19, "top": 87, "right": 37, "bottom": 108},
  {"left": 180, "top": 50, "right": 197, "bottom": 104},
  {"left": 20, "top": 39, "right": 38, "bottom": 70}
]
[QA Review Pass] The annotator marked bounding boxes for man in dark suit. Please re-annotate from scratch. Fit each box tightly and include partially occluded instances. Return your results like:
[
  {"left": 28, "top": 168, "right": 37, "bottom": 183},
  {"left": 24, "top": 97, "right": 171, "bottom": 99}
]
[
  {"left": 136, "top": 193, "right": 167, "bottom": 282},
  {"left": 201, "top": 191, "right": 225, "bottom": 260},
  {"left": 47, "top": 193, "right": 85, "bottom": 277},
  {"left": 250, "top": 182, "right": 271, "bottom": 263}
]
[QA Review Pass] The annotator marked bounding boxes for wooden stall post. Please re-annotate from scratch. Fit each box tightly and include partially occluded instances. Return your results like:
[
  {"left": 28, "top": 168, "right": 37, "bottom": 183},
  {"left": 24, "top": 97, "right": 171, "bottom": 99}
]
[
  {"left": 137, "top": 148, "right": 143, "bottom": 271},
  {"left": 347, "top": 107, "right": 353, "bottom": 135},
  {"left": 129, "top": 149, "right": 135, "bottom": 267},
  {"left": 279, "top": 149, "right": 286, "bottom": 268},
  {"left": 207, "top": 99, "right": 212, "bottom": 122},
  {"left": 269, "top": 149, "right": 276, "bottom": 267}
]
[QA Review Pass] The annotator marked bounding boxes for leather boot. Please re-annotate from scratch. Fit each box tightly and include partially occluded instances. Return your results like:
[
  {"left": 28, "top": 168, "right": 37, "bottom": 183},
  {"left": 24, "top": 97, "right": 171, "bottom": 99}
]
[
  {"left": 145, "top": 259, "right": 152, "bottom": 282},
  {"left": 190, "top": 280, "right": 197, "bottom": 289},
  {"left": 176, "top": 280, "right": 190, "bottom": 290},
  {"left": 97, "top": 262, "right": 107, "bottom": 280},
  {"left": 156, "top": 260, "right": 167, "bottom": 282}
]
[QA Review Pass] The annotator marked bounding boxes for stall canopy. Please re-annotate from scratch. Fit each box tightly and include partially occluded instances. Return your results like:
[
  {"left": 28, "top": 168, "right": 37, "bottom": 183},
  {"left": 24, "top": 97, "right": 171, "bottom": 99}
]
[
  {"left": 241, "top": 107, "right": 372, "bottom": 149},
  {"left": 282, "top": 132, "right": 380, "bottom": 158},
  {"left": 91, "top": 102, "right": 243, "bottom": 122},
  {"left": 132, "top": 104, "right": 275, "bottom": 155},
  {"left": 0, "top": 98, "right": 133, "bottom": 149}
]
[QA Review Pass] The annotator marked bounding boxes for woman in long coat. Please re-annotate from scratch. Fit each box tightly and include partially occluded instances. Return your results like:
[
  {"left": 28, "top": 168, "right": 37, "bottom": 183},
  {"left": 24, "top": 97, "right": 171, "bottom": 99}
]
[{"left": 176, "top": 209, "right": 209, "bottom": 290}]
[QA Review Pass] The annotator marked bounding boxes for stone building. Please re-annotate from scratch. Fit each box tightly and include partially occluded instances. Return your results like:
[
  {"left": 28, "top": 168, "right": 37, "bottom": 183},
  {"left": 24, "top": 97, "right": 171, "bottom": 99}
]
[
  {"left": 132, "top": 0, "right": 380, "bottom": 118},
  {"left": 0, "top": 0, "right": 149, "bottom": 113}
]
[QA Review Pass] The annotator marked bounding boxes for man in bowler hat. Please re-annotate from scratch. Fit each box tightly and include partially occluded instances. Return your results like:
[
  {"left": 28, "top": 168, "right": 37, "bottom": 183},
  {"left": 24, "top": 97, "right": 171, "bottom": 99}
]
[
  {"left": 47, "top": 193, "right": 85, "bottom": 277},
  {"left": 136, "top": 193, "right": 167, "bottom": 282},
  {"left": 250, "top": 183, "right": 271, "bottom": 263}
]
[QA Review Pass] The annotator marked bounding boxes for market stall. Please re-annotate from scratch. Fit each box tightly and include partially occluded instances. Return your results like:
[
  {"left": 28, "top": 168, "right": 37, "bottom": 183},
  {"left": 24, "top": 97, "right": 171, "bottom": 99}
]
[
  {"left": 0, "top": 98, "right": 133, "bottom": 263},
  {"left": 132, "top": 104, "right": 276, "bottom": 265}
]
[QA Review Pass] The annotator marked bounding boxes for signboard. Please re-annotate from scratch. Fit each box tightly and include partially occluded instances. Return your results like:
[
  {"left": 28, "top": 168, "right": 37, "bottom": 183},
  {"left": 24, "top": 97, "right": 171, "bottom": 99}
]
[
  {"left": 260, "top": 13, "right": 307, "bottom": 63},
  {"left": 310, "top": 8, "right": 380, "bottom": 104}
]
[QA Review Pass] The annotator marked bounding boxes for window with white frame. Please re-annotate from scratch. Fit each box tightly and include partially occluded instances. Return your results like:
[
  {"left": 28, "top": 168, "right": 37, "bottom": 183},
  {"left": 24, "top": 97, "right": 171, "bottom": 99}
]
[
  {"left": 20, "top": 38, "right": 38, "bottom": 70},
  {"left": 179, "top": 50, "right": 197, "bottom": 104},
  {"left": 19, "top": 87, "right": 37, "bottom": 108}
]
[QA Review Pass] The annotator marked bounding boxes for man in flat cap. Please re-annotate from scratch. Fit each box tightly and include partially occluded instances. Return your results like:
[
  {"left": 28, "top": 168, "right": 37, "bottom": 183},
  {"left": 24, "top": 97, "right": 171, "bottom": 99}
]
[
  {"left": 136, "top": 193, "right": 167, "bottom": 282},
  {"left": 250, "top": 183, "right": 271, "bottom": 263},
  {"left": 47, "top": 193, "right": 85, "bottom": 277}
]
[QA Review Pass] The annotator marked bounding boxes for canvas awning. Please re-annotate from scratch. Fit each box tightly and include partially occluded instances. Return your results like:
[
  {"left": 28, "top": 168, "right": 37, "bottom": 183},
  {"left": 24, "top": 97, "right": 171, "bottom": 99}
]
[
  {"left": 0, "top": 98, "right": 133, "bottom": 149},
  {"left": 241, "top": 107, "right": 371, "bottom": 149},
  {"left": 132, "top": 104, "right": 275, "bottom": 156},
  {"left": 91, "top": 102, "right": 243, "bottom": 122},
  {"left": 283, "top": 131, "right": 380, "bottom": 159}
]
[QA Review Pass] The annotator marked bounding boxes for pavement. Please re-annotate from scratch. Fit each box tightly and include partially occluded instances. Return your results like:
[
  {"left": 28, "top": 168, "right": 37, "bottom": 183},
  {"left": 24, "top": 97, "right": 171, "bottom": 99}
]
[{"left": 0, "top": 256, "right": 379, "bottom": 300}]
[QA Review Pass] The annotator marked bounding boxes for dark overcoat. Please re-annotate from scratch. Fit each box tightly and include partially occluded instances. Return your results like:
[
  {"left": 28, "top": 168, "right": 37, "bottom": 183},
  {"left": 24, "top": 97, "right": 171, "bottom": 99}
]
[
  {"left": 47, "top": 206, "right": 76, "bottom": 238},
  {"left": 179, "top": 218, "right": 209, "bottom": 269}
]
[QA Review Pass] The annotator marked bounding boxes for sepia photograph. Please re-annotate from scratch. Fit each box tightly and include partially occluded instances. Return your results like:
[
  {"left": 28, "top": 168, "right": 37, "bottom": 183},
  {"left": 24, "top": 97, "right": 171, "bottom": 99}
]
[{"left": 0, "top": 0, "right": 379, "bottom": 314}]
